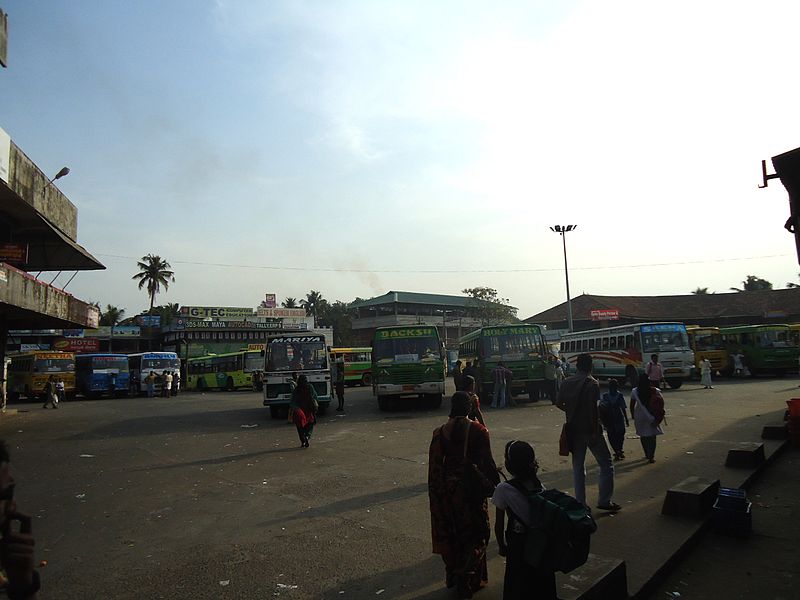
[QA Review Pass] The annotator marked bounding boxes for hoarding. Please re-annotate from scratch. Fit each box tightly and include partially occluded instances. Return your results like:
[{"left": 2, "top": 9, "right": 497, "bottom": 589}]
[
  {"left": 256, "top": 307, "right": 307, "bottom": 318},
  {"left": 590, "top": 308, "right": 620, "bottom": 321},
  {"left": 181, "top": 306, "right": 255, "bottom": 319}
]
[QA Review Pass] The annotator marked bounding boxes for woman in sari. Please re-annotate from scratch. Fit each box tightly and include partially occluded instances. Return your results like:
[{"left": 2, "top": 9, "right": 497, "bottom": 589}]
[
  {"left": 429, "top": 392, "right": 500, "bottom": 598},
  {"left": 290, "top": 374, "right": 318, "bottom": 448}
]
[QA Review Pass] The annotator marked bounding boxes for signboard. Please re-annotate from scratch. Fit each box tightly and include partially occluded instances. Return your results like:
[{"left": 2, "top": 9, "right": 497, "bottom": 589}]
[
  {"left": 136, "top": 315, "right": 161, "bottom": 327},
  {"left": 640, "top": 324, "right": 684, "bottom": 333},
  {"left": 181, "top": 306, "right": 255, "bottom": 319},
  {"left": 269, "top": 335, "right": 323, "bottom": 344},
  {"left": 62, "top": 329, "right": 84, "bottom": 338},
  {"left": 0, "top": 244, "right": 28, "bottom": 265},
  {"left": 264, "top": 294, "right": 277, "bottom": 308},
  {"left": 21, "top": 344, "right": 49, "bottom": 352},
  {"left": 0, "top": 126, "right": 10, "bottom": 183},
  {"left": 247, "top": 344, "right": 266, "bottom": 351},
  {"left": 256, "top": 307, "right": 307, "bottom": 318},
  {"left": 376, "top": 327, "right": 436, "bottom": 339},
  {"left": 53, "top": 338, "right": 99, "bottom": 353},
  {"left": 483, "top": 326, "right": 541, "bottom": 336},
  {"left": 180, "top": 320, "right": 304, "bottom": 330},
  {"left": 85, "top": 326, "right": 141, "bottom": 337},
  {"left": 590, "top": 308, "right": 620, "bottom": 321}
]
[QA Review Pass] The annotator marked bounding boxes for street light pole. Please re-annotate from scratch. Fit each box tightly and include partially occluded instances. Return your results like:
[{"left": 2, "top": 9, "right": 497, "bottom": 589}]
[{"left": 550, "top": 225, "right": 577, "bottom": 332}]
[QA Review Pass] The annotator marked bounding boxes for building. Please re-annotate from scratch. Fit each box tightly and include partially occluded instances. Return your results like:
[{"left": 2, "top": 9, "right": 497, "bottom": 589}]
[
  {"left": 1, "top": 127, "right": 103, "bottom": 400},
  {"left": 350, "top": 290, "right": 517, "bottom": 348},
  {"left": 525, "top": 289, "right": 800, "bottom": 337}
]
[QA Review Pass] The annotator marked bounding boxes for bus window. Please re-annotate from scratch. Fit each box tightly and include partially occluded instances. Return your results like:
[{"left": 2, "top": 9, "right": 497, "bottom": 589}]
[
  {"left": 602, "top": 338, "right": 610, "bottom": 350},
  {"left": 609, "top": 337, "right": 617, "bottom": 349},
  {"left": 588, "top": 338, "right": 595, "bottom": 350},
  {"left": 625, "top": 334, "right": 634, "bottom": 349}
]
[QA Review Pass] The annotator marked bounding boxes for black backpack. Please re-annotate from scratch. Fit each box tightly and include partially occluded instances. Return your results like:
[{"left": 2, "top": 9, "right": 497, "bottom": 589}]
[{"left": 507, "top": 480, "right": 597, "bottom": 574}]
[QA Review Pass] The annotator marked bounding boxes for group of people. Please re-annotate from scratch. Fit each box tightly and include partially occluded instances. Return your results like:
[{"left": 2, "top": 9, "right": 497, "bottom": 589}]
[
  {"left": 41, "top": 376, "right": 65, "bottom": 409},
  {"left": 144, "top": 370, "right": 180, "bottom": 398},
  {"left": 429, "top": 352, "right": 669, "bottom": 599}
]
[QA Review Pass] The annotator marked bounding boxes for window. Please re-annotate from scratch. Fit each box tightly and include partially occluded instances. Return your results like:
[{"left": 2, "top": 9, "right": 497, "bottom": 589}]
[
  {"left": 609, "top": 337, "right": 617, "bottom": 349},
  {"left": 602, "top": 338, "right": 610, "bottom": 350},
  {"left": 588, "top": 338, "right": 596, "bottom": 350}
]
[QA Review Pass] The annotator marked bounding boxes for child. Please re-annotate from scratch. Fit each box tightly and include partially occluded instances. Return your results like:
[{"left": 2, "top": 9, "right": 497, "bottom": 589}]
[
  {"left": 492, "top": 440, "right": 557, "bottom": 600},
  {"left": 599, "top": 379, "right": 629, "bottom": 461}
]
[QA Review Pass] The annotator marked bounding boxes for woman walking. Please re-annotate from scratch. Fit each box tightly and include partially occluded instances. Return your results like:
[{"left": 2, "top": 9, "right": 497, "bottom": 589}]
[
  {"left": 700, "top": 358, "right": 714, "bottom": 389},
  {"left": 630, "top": 373, "right": 664, "bottom": 463},
  {"left": 290, "top": 375, "right": 318, "bottom": 448},
  {"left": 429, "top": 392, "right": 500, "bottom": 598}
]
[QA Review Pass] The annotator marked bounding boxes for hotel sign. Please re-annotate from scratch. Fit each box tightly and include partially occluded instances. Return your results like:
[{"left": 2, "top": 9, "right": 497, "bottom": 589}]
[{"left": 590, "top": 308, "right": 620, "bottom": 321}]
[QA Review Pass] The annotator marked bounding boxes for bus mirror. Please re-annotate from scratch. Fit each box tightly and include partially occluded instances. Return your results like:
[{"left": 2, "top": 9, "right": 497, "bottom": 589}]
[{"left": 765, "top": 147, "right": 800, "bottom": 264}]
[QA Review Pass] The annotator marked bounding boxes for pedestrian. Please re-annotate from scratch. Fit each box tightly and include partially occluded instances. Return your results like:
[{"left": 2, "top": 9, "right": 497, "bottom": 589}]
[
  {"left": 42, "top": 376, "right": 58, "bottom": 409},
  {"left": 334, "top": 358, "right": 345, "bottom": 412},
  {"left": 146, "top": 371, "right": 156, "bottom": 398},
  {"left": 463, "top": 375, "right": 486, "bottom": 426},
  {"left": 733, "top": 351, "right": 745, "bottom": 377},
  {"left": 287, "top": 372, "right": 298, "bottom": 424},
  {"left": 630, "top": 373, "right": 664, "bottom": 464},
  {"left": 453, "top": 360, "right": 464, "bottom": 392},
  {"left": 556, "top": 353, "right": 620, "bottom": 512},
  {"left": 290, "top": 374, "right": 318, "bottom": 447},
  {"left": 646, "top": 354, "right": 664, "bottom": 388},
  {"left": 599, "top": 379, "right": 629, "bottom": 461},
  {"left": 700, "top": 358, "right": 714, "bottom": 389},
  {"left": 491, "top": 362, "right": 512, "bottom": 409},
  {"left": 162, "top": 371, "right": 173, "bottom": 398},
  {"left": 544, "top": 356, "right": 558, "bottom": 405},
  {"left": 492, "top": 440, "right": 557, "bottom": 600},
  {"left": 560, "top": 356, "right": 570, "bottom": 377},
  {"left": 109, "top": 371, "right": 117, "bottom": 397},
  {"left": 55, "top": 377, "right": 66, "bottom": 404},
  {"left": 172, "top": 370, "right": 181, "bottom": 396},
  {"left": 428, "top": 392, "right": 500, "bottom": 598},
  {"left": 0, "top": 440, "right": 42, "bottom": 600}
]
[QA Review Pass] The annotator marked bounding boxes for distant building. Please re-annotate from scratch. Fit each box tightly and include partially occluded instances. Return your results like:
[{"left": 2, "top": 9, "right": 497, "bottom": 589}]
[
  {"left": 350, "top": 290, "right": 517, "bottom": 348},
  {"left": 525, "top": 289, "right": 800, "bottom": 338}
]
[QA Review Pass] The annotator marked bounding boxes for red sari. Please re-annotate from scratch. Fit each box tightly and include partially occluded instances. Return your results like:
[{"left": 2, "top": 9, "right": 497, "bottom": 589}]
[{"left": 428, "top": 417, "right": 500, "bottom": 595}]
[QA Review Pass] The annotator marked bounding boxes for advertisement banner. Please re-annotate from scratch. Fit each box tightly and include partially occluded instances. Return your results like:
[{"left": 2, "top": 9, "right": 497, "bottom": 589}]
[
  {"left": 62, "top": 329, "right": 84, "bottom": 338},
  {"left": 256, "top": 307, "right": 307, "bottom": 318},
  {"left": 136, "top": 315, "right": 161, "bottom": 327},
  {"left": 590, "top": 309, "right": 620, "bottom": 321},
  {"left": 181, "top": 306, "right": 255, "bottom": 319},
  {"left": 264, "top": 294, "right": 277, "bottom": 308},
  {"left": 0, "top": 244, "right": 28, "bottom": 264},
  {"left": 53, "top": 338, "right": 100, "bottom": 353},
  {"left": 85, "top": 326, "right": 141, "bottom": 337}
]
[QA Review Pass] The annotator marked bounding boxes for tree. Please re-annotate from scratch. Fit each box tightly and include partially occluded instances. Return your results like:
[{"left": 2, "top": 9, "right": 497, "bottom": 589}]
[
  {"left": 317, "top": 300, "right": 357, "bottom": 346},
  {"left": 462, "top": 286, "right": 518, "bottom": 325},
  {"left": 691, "top": 287, "right": 709, "bottom": 295},
  {"left": 787, "top": 273, "right": 800, "bottom": 288},
  {"left": 281, "top": 297, "right": 299, "bottom": 308},
  {"left": 730, "top": 275, "right": 773, "bottom": 292},
  {"left": 132, "top": 254, "right": 175, "bottom": 311},
  {"left": 99, "top": 305, "right": 125, "bottom": 326},
  {"left": 300, "top": 290, "right": 328, "bottom": 321},
  {"left": 151, "top": 303, "right": 181, "bottom": 326}
]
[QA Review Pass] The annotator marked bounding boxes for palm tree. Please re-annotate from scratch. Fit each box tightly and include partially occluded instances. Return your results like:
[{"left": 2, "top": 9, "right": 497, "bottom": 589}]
[
  {"left": 100, "top": 305, "right": 125, "bottom": 326},
  {"left": 281, "top": 297, "right": 299, "bottom": 308},
  {"left": 300, "top": 290, "right": 327, "bottom": 320},
  {"left": 730, "top": 275, "right": 773, "bottom": 292},
  {"left": 132, "top": 254, "right": 175, "bottom": 311},
  {"left": 691, "top": 287, "right": 709, "bottom": 295}
]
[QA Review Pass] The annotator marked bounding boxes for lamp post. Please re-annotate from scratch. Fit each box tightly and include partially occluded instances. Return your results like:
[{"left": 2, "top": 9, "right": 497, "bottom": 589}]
[{"left": 550, "top": 225, "right": 577, "bottom": 332}]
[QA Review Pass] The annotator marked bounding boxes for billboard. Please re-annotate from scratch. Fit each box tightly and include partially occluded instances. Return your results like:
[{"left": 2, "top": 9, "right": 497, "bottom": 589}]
[
  {"left": 136, "top": 315, "right": 161, "bottom": 327},
  {"left": 53, "top": 338, "right": 100, "bottom": 353},
  {"left": 256, "top": 307, "right": 307, "bottom": 318},
  {"left": 181, "top": 306, "right": 255, "bottom": 319},
  {"left": 590, "top": 309, "right": 620, "bottom": 321},
  {"left": 264, "top": 294, "right": 277, "bottom": 308}
]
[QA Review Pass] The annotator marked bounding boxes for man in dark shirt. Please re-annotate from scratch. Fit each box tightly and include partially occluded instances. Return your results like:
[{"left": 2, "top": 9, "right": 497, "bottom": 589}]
[{"left": 557, "top": 353, "right": 620, "bottom": 512}]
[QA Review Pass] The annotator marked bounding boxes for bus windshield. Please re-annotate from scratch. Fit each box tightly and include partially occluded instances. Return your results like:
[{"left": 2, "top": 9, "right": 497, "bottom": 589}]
[
  {"left": 143, "top": 357, "right": 181, "bottom": 370},
  {"left": 754, "top": 329, "right": 796, "bottom": 348},
  {"left": 91, "top": 357, "right": 129, "bottom": 371},
  {"left": 482, "top": 332, "right": 541, "bottom": 360},
  {"left": 267, "top": 339, "right": 327, "bottom": 371},
  {"left": 693, "top": 332, "right": 724, "bottom": 351},
  {"left": 244, "top": 352, "right": 262, "bottom": 372},
  {"left": 373, "top": 337, "right": 440, "bottom": 363},
  {"left": 642, "top": 328, "right": 690, "bottom": 352},
  {"left": 34, "top": 358, "right": 75, "bottom": 373}
]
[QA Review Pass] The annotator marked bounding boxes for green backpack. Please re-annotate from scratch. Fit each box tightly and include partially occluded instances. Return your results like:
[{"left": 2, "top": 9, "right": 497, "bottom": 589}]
[{"left": 507, "top": 480, "right": 597, "bottom": 574}]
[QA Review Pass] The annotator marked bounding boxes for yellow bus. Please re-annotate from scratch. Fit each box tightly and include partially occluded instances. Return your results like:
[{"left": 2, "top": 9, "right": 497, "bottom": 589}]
[
  {"left": 686, "top": 326, "right": 728, "bottom": 374},
  {"left": 7, "top": 351, "right": 76, "bottom": 401},
  {"left": 329, "top": 347, "right": 372, "bottom": 386}
]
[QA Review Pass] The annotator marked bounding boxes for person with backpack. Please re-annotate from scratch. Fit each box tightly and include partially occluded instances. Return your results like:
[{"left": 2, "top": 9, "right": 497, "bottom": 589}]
[
  {"left": 599, "top": 379, "right": 629, "bottom": 461},
  {"left": 630, "top": 373, "right": 665, "bottom": 463}
]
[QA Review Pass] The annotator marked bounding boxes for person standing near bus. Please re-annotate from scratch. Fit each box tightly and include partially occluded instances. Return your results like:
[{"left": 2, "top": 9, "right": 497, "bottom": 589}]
[
  {"left": 452, "top": 360, "right": 464, "bottom": 392},
  {"left": 491, "top": 362, "right": 512, "bottom": 409},
  {"left": 646, "top": 354, "right": 664, "bottom": 388},
  {"left": 55, "top": 377, "right": 66, "bottom": 405},
  {"left": 699, "top": 358, "right": 713, "bottom": 389},
  {"left": 162, "top": 371, "right": 173, "bottom": 398},
  {"left": 172, "top": 370, "right": 181, "bottom": 396},
  {"left": 334, "top": 358, "right": 346, "bottom": 412},
  {"left": 42, "top": 376, "right": 58, "bottom": 409},
  {"left": 145, "top": 371, "right": 156, "bottom": 398}
]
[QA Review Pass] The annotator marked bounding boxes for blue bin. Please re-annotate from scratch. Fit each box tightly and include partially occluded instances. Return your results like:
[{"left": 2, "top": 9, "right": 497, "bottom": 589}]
[{"left": 711, "top": 489, "right": 752, "bottom": 536}]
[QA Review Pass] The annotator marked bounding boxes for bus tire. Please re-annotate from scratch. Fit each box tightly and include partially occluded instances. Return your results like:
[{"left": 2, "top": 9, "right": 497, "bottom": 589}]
[
  {"left": 226, "top": 377, "right": 235, "bottom": 391},
  {"left": 378, "top": 396, "right": 392, "bottom": 411},
  {"left": 666, "top": 378, "right": 683, "bottom": 389},
  {"left": 362, "top": 373, "right": 372, "bottom": 386},
  {"left": 626, "top": 366, "right": 638, "bottom": 389}
]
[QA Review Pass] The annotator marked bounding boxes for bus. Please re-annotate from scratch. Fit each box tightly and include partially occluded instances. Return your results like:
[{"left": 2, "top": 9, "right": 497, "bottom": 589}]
[
  {"left": 559, "top": 322, "right": 694, "bottom": 389},
  {"left": 458, "top": 324, "right": 548, "bottom": 400},
  {"left": 128, "top": 352, "right": 181, "bottom": 395},
  {"left": 262, "top": 333, "right": 331, "bottom": 418},
  {"left": 686, "top": 326, "right": 728, "bottom": 375},
  {"left": 371, "top": 326, "right": 445, "bottom": 411},
  {"left": 328, "top": 348, "right": 372, "bottom": 386},
  {"left": 186, "top": 350, "right": 262, "bottom": 391},
  {"left": 75, "top": 354, "right": 130, "bottom": 398},
  {"left": 7, "top": 351, "right": 76, "bottom": 401},
  {"left": 790, "top": 324, "right": 800, "bottom": 350},
  {"left": 720, "top": 324, "right": 800, "bottom": 376}
]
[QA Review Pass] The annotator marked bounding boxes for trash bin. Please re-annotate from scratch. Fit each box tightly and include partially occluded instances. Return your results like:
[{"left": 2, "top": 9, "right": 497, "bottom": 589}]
[{"left": 711, "top": 487, "right": 752, "bottom": 536}]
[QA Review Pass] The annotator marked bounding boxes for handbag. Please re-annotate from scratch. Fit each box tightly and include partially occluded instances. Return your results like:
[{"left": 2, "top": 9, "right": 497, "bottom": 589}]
[
  {"left": 558, "top": 423, "right": 570, "bottom": 456},
  {"left": 461, "top": 421, "right": 497, "bottom": 498}
]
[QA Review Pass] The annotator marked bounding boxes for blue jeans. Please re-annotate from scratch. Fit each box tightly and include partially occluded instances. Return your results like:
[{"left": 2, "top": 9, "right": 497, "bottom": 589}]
[
  {"left": 492, "top": 382, "right": 507, "bottom": 408},
  {"left": 571, "top": 432, "right": 615, "bottom": 507},
  {"left": 147, "top": 384, "right": 154, "bottom": 398}
]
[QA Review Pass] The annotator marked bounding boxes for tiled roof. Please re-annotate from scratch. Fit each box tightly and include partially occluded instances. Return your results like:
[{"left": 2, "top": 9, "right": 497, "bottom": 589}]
[
  {"left": 350, "top": 290, "right": 516, "bottom": 310},
  {"left": 525, "top": 289, "right": 800, "bottom": 323}
]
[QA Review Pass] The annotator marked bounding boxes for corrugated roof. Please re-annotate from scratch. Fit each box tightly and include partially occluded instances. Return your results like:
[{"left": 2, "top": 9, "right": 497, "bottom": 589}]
[
  {"left": 350, "top": 290, "right": 517, "bottom": 310},
  {"left": 525, "top": 289, "right": 800, "bottom": 323}
]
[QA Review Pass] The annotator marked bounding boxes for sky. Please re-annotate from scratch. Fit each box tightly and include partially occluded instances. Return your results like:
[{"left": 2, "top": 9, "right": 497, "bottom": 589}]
[{"left": 3, "top": 0, "right": 800, "bottom": 319}]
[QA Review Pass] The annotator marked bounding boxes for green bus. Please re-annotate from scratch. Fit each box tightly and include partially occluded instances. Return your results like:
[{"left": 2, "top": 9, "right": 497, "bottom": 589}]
[
  {"left": 186, "top": 350, "right": 263, "bottom": 391},
  {"left": 329, "top": 347, "right": 373, "bottom": 386},
  {"left": 371, "top": 326, "right": 445, "bottom": 411},
  {"left": 458, "top": 324, "right": 548, "bottom": 400},
  {"left": 720, "top": 324, "right": 800, "bottom": 376}
]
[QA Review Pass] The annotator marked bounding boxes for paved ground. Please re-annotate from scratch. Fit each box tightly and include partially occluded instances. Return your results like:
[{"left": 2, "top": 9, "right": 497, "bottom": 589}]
[{"left": 0, "top": 375, "right": 798, "bottom": 599}]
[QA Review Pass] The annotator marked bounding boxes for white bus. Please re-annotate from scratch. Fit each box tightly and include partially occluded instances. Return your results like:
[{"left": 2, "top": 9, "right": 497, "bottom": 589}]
[
  {"left": 262, "top": 333, "right": 331, "bottom": 418},
  {"left": 128, "top": 352, "right": 181, "bottom": 395},
  {"left": 559, "top": 322, "right": 694, "bottom": 389}
]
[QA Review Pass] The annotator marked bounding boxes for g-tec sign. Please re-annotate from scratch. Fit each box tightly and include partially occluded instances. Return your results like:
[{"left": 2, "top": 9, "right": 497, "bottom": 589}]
[{"left": 181, "top": 306, "right": 255, "bottom": 319}]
